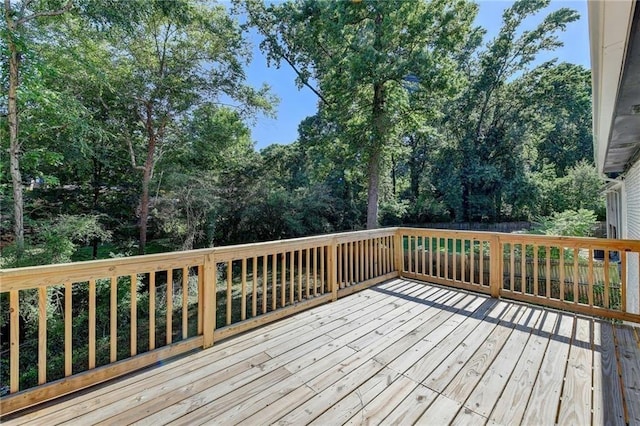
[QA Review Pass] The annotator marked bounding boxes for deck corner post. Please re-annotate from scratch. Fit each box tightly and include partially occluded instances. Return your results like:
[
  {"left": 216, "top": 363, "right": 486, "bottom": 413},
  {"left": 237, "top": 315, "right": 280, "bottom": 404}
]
[
  {"left": 394, "top": 229, "right": 404, "bottom": 277},
  {"left": 202, "top": 252, "right": 216, "bottom": 348},
  {"left": 489, "top": 235, "right": 501, "bottom": 298},
  {"left": 329, "top": 238, "right": 338, "bottom": 301}
]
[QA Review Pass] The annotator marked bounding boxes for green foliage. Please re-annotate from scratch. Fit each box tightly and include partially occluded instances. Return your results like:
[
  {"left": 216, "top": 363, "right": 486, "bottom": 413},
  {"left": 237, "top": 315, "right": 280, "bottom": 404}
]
[
  {"left": 1, "top": 215, "right": 111, "bottom": 267},
  {"left": 180, "top": 105, "right": 254, "bottom": 172},
  {"left": 532, "top": 160, "right": 605, "bottom": 218},
  {"left": 379, "top": 199, "right": 410, "bottom": 226},
  {"left": 0, "top": 0, "right": 597, "bottom": 261},
  {"left": 524, "top": 63, "right": 593, "bottom": 175},
  {"left": 210, "top": 143, "right": 345, "bottom": 244},
  {"left": 533, "top": 209, "right": 598, "bottom": 237},
  {"left": 433, "top": 0, "right": 581, "bottom": 222}
]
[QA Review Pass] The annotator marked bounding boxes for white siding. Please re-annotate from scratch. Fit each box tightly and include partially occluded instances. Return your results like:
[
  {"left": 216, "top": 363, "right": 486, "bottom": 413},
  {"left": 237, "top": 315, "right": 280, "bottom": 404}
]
[
  {"left": 628, "top": 253, "right": 640, "bottom": 315},
  {"left": 625, "top": 159, "right": 640, "bottom": 239},
  {"left": 606, "top": 190, "right": 622, "bottom": 238},
  {"left": 623, "top": 159, "right": 640, "bottom": 314}
]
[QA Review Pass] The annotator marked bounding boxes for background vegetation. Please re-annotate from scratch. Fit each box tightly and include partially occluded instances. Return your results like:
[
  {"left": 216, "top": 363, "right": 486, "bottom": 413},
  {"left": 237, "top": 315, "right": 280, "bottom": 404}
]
[{"left": 1, "top": 0, "right": 601, "bottom": 268}]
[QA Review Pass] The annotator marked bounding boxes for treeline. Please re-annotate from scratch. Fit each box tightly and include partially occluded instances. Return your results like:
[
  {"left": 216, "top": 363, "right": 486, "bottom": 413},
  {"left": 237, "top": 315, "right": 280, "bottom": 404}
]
[{"left": 1, "top": 0, "right": 602, "bottom": 268}]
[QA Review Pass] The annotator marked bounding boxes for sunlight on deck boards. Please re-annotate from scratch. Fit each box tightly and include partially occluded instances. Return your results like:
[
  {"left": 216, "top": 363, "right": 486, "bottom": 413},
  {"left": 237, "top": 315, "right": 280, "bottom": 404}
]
[{"left": 3, "top": 279, "right": 640, "bottom": 425}]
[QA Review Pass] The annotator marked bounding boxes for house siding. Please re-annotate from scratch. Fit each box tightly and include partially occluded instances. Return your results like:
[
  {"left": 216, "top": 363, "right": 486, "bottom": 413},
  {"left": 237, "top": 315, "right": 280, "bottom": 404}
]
[
  {"left": 626, "top": 159, "right": 640, "bottom": 239},
  {"left": 606, "top": 190, "right": 622, "bottom": 238}
]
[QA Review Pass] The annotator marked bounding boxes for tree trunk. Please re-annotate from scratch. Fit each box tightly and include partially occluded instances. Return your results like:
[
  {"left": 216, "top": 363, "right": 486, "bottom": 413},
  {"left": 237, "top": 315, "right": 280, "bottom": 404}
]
[
  {"left": 366, "top": 149, "right": 381, "bottom": 229},
  {"left": 4, "top": 0, "right": 71, "bottom": 253},
  {"left": 367, "top": 79, "right": 386, "bottom": 230},
  {"left": 494, "top": 191, "right": 501, "bottom": 222},
  {"left": 391, "top": 154, "right": 397, "bottom": 196},
  {"left": 408, "top": 141, "right": 420, "bottom": 200},
  {"left": 6, "top": 16, "right": 24, "bottom": 252},
  {"left": 138, "top": 168, "right": 151, "bottom": 255},
  {"left": 461, "top": 175, "right": 470, "bottom": 222},
  {"left": 460, "top": 136, "right": 473, "bottom": 222},
  {"left": 410, "top": 167, "right": 419, "bottom": 200},
  {"left": 365, "top": 13, "right": 386, "bottom": 230},
  {"left": 91, "top": 156, "right": 101, "bottom": 259},
  {"left": 138, "top": 105, "right": 158, "bottom": 255},
  {"left": 138, "top": 135, "right": 156, "bottom": 255}
]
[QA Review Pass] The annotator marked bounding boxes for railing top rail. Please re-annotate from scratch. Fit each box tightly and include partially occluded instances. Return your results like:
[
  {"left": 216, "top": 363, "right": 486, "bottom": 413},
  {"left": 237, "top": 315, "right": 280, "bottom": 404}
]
[
  {"left": 396, "top": 227, "right": 506, "bottom": 238},
  {"left": 0, "top": 250, "right": 212, "bottom": 290},
  {"left": 0, "top": 227, "right": 399, "bottom": 290},
  {"left": 211, "top": 226, "right": 396, "bottom": 254},
  {"left": 396, "top": 227, "right": 640, "bottom": 251},
  {"left": 4, "top": 225, "right": 640, "bottom": 291}
]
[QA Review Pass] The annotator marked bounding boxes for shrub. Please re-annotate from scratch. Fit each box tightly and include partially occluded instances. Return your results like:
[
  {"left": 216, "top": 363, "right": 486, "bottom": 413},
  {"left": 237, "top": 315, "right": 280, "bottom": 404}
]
[{"left": 532, "top": 208, "right": 597, "bottom": 237}]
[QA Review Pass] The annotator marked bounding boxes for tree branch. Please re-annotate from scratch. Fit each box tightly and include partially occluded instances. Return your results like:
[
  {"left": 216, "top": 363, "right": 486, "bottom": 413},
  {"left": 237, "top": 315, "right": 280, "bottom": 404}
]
[
  {"left": 158, "top": 22, "right": 172, "bottom": 78},
  {"left": 5, "top": 0, "right": 16, "bottom": 31},
  {"left": 126, "top": 134, "right": 145, "bottom": 171},
  {"left": 19, "top": 0, "right": 33, "bottom": 20},
  {"left": 247, "top": 11, "right": 330, "bottom": 107},
  {"left": 279, "top": 53, "right": 330, "bottom": 107},
  {"left": 16, "top": 0, "right": 73, "bottom": 26}
]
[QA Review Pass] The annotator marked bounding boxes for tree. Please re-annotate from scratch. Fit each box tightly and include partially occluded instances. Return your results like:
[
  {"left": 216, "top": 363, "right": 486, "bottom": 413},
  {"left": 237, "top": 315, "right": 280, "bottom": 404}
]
[
  {"left": 297, "top": 113, "right": 368, "bottom": 229},
  {"left": 2, "top": 0, "right": 148, "bottom": 255},
  {"left": 533, "top": 208, "right": 598, "bottom": 238},
  {"left": 1, "top": 214, "right": 111, "bottom": 267},
  {"left": 244, "top": 0, "right": 478, "bottom": 228},
  {"left": 531, "top": 160, "right": 604, "bottom": 218},
  {"left": 447, "top": 0, "right": 579, "bottom": 221},
  {"left": 108, "top": 0, "right": 274, "bottom": 253},
  {"left": 156, "top": 104, "right": 257, "bottom": 250},
  {"left": 523, "top": 62, "right": 592, "bottom": 175},
  {"left": 2, "top": 0, "right": 73, "bottom": 252}
]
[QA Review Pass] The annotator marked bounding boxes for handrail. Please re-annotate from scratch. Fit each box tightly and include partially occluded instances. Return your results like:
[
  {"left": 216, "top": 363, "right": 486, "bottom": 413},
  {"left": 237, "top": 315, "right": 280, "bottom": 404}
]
[
  {"left": 0, "top": 228, "right": 397, "bottom": 288},
  {"left": 1, "top": 226, "right": 639, "bottom": 416},
  {"left": 397, "top": 227, "right": 640, "bottom": 323},
  {"left": 0, "top": 227, "right": 399, "bottom": 415}
]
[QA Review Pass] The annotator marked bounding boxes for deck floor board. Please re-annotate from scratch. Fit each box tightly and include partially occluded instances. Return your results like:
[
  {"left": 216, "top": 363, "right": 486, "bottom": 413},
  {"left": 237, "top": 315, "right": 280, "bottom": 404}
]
[{"left": 3, "top": 278, "right": 639, "bottom": 426}]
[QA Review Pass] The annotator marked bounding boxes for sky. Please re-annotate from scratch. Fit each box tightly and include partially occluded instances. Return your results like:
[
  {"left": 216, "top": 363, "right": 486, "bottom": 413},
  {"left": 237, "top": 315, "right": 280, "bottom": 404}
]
[{"left": 244, "top": 0, "right": 591, "bottom": 151}]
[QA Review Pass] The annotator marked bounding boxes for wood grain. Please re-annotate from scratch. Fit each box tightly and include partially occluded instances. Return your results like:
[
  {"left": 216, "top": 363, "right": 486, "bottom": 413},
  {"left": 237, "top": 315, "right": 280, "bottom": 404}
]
[
  {"left": 557, "top": 316, "right": 593, "bottom": 424},
  {"left": 592, "top": 321, "right": 625, "bottom": 425},
  {"left": 149, "top": 273, "right": 155, "bottom": 351},
  {"left": 463, "top": 307, "right": 542, "bottom": 418},
  {"left": 3, "top": 281, "right": 638, "bottom": 424},
  {"left": 488, "top": 310, "right": 558, "bottom": 424},
  {"left": 520, "top": 312, "right": 575, "bottom": 425},
  {"left": 616, "top": 326, "right": 640, "bottom": 424},
  {"left": 38, "top": 287, "right": 47, "bottom": 385},
  {"left": 89, "top": 279, "right": 96, "bottom": 368},
  {"left": 64, "top": 282, "right": 72, "bottom": 377}
]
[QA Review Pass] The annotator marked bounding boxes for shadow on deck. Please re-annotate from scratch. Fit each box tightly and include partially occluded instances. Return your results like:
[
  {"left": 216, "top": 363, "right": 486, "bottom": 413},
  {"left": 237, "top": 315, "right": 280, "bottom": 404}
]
[{"left": 3, "top": 278, "right": 640, "bottom": 425}]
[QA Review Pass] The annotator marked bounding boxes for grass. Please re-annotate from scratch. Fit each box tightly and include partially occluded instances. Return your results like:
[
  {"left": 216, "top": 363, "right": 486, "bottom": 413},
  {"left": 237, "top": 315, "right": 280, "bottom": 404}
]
[{"left": 405, "top": 236, "right": 488, "bottom": 255}]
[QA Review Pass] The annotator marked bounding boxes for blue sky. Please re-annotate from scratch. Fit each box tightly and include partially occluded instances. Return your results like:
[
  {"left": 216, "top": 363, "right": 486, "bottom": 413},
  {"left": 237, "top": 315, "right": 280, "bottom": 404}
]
[{"left": 244, "top": 0, "right": 590, "bottom": 150}]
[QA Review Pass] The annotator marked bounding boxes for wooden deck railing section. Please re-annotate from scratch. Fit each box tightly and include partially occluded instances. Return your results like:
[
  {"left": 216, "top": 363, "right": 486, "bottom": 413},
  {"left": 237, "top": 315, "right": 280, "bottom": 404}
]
[
  {"left": 1, "top": 227, "right": 639, "bottom": 415},
  {"left": 397, "top": 228, "right": 640, "bottom": 322}
]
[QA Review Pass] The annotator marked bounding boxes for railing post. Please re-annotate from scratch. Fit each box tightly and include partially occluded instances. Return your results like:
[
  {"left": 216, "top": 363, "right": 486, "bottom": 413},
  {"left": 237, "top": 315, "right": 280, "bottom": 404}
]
[
  {"left": 202, "top": 252, "right": 216, "bottom": 349},
  {"left": 624, "top": 250, "right": 640, "bottom": 315},
  {"left": 329, "top": 238, "right": 338, "bottom": 301},
  {"left": 9, "top": 290, "right": 19, "bottom": 394},
  {"left": 489, "top": 235, "right": 501, "bottom": 298},
  {"left": 394, "top": 229, "right": 404, "bottom": 277}
]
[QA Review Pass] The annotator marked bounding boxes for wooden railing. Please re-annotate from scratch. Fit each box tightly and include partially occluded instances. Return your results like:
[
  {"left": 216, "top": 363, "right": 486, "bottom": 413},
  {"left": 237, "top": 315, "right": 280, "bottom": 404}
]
[
  {"left": 397, "top": 227, "right": 640, "bottom": 322},
  {"left": 398, "top": 228, "right": 499, "bottom": 297},
  {"left": 1, "top": 226, "right": 639, "bottom": 415},
  {"left": 0, "top": 228, "right": 397, "bottom": 414}
]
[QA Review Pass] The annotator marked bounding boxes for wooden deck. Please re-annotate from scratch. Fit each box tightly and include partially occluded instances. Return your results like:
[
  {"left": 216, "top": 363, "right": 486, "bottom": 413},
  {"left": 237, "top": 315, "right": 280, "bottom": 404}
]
[{"left": 3, "top": 278, "right": 640, "bottom": 425}]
